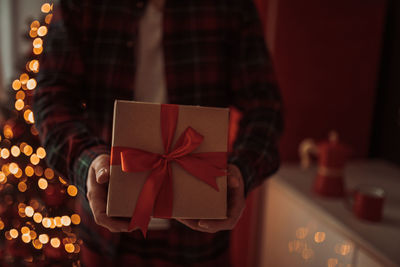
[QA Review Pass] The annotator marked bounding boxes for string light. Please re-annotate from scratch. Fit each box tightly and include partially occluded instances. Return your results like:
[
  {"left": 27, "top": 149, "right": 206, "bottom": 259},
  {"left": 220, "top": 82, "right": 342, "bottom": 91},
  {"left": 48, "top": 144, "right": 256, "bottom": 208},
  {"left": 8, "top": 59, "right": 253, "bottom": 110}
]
[
  {"left": 25, "top": 206, "right": 34, "bottom": 217},
  {"left": 12, "top": 80, "right": 22, "bottom": 90},
  {"left": 33, "top": 212, "right": 43, "bottom": 223},
  {"left": 65, "top": 243, "right": 74, "bottom": 253},
  {"left": 2, "top": 3, "right": 81, "bottom": 263},
  {"left": 50, "top": 237, "right": 60, "bottom": 248},
  {"left": 1, "top": 148, "right": 10, "bottom": 159},
  {"left": 71, "top": 214, "right": 81, "bottom": 225},
  {"left": 11, "top": 146, "right": 21, "bottom": 157},
  {"left": 10, "top": 229, "right": 19, "bottom": 239},
  {"left": 39, "top": 234, "right": 49, "bottom": 244},
  {"left": 16, "top": 91, "right": 25, "bottom": 99},
  {"left": 38, "top": 178, "right": 48, "bottom": 190},
  {"left": 18, "top": 181, "right": 27, "bottom": 192},
  {"left": 44, "top": 168, "right": 54, "bottom": 179},
  {"left": 37, "top": 147, "right": 46, "bottom": 159},
  {"left": 41, "top": 3, "right": 51, "bottom": 13},
  {"left": 67, "top": 185, "right": 78, "bottom": 197}
]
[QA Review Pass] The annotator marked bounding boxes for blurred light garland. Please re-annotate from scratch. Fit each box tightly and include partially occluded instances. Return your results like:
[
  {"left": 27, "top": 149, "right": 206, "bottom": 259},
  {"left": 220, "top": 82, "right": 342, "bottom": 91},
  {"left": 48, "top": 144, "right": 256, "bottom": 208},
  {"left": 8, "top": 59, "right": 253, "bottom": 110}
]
[{"left": 0, "top": 3, "right": 82, "bottom": 265}]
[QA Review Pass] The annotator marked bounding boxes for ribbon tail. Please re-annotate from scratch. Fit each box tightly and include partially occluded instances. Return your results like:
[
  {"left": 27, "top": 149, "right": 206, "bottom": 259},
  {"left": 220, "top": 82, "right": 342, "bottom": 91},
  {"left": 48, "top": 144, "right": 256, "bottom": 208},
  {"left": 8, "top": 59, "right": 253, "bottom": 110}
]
[
  {"left": 128, "top": 163, "right": 167, "bottom": 237},
  {"left": 153, "top": 163, "right": 173, "bottom": 218}
]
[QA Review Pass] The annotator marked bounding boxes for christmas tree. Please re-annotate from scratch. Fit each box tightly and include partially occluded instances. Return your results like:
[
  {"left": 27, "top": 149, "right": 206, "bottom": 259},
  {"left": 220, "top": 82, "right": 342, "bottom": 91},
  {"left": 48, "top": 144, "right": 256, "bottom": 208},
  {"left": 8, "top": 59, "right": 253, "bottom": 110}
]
[{"left": 0, "top": 3, "right": 82, "bottom": 266}]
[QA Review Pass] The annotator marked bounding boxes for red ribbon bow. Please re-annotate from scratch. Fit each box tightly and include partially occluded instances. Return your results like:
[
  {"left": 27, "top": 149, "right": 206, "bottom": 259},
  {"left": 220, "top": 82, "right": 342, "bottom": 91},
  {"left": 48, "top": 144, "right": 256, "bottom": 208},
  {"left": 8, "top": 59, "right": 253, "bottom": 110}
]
[{"left": 111, "top": 104, "right": 227, "bottom": 237}]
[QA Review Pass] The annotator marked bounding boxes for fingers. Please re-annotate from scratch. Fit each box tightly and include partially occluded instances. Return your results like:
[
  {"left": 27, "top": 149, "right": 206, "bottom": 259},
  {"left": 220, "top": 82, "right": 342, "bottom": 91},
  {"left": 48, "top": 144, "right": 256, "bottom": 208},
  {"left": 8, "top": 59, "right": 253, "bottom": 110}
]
[
  {"left": 91, "top": 154, "right": 110, "bottom": 184},
  {"left": 86, "top": 154, "right": 130, "bottom": 232},
  {"left": 177, "top": 164, "right": 246, "bottom": 233},
  {"left": 96, "top": 168, "right": 109, "bottom": 184}
]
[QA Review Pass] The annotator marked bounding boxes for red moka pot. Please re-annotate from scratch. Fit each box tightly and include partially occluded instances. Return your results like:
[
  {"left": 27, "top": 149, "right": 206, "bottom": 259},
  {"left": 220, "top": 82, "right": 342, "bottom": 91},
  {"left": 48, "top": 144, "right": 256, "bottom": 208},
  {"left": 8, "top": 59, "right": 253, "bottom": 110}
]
[{"left": 300, "top": 131, "right": 352, "bottom": 197}]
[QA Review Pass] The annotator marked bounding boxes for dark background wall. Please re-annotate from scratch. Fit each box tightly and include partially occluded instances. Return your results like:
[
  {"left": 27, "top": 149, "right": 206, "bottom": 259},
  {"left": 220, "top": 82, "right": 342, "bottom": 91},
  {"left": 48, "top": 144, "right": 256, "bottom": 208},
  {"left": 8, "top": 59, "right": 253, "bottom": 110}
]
[{"left": 370, "top": 0, "right": 400, "bottom": 166}]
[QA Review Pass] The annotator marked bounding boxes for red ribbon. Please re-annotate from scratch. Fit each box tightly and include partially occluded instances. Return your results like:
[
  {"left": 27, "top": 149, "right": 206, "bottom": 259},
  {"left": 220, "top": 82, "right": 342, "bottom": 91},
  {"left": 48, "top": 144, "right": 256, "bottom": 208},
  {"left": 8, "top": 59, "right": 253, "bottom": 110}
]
[{"left": 111, "top": 104, "right": 227, "bottom": 237}]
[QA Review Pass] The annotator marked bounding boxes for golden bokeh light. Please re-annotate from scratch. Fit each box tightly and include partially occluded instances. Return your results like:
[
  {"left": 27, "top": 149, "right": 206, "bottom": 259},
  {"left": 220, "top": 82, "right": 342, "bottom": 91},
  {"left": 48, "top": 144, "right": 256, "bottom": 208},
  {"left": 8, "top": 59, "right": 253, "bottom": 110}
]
[
  {"left": 22, "top": 233, "right": 31, "bottom": 243},
  {"left": 59, "top": 177, "right": 67, "bottom": 184},
  {"left": 20, "top": 73, "right": 29, "bottom": 84},
  {"left": 0, "top": 172, "right": 6, "bottom": 184},
  {"left": 33, "top": 38, "right": 43, "bottom": 48},
  {"left": 41, "top": 3, "right": 51, "bottom": 13},
  {"left": 50, "top": 237, "right": 61, "bottom": 248},
  {"left": 21, "top": 226, "right": 30, "bottom": 234},
  {"left": 65, "top": 243, "right": 74, "bottom": 253},
  {"left": 67, "top": 185, "right": 78, "bottom": 197},
  {"left": 50, "top": 219, "right": 56, "bottom": 229},
  {"left": 29, "top": 60, "right": 39, "bottom": 72},
  {"left": 11, "top": 146, "right": 21, "bottom": 157},
  {"left": 74, "top": 244, "right": 81, "bottom": 253},
  {"left": 54, "top": 217, "right": 62, "bottom": 227},
  {"left": 38, "top": 178, "right": 48, "bottom": 190},
  {"left": 24, "top": 110, "right": 33, "bottom": 122},
  {"left": 12, "top": 79, "right": 22, "bottom": 90},
  {"left": 33, "top": 212, "right": 43, "bottom": 223},
  {"left": 45, "top": 14, "right": 53, "bottom": 24},
  {"left": 25, "top": 206, "right": 34, "bottom": 217},
  {"left": 1, "top": 148, "right": 10, "bottom": 159},
  {"left": 37, "top": 147, "right": 46, "bottom": 159},
  {"left": 44, "top": 168, "right": 54, "bottom": 179},
  {"left": 27, "top": 78, "right": 37, "bottom": 90},
  {"left": 35, "top": 166, "right": 43, "bottom": 176},
  {"left": 30, "top": 154, "right": 40, "bottom": 165},
  {"left": 33, "top": 239, "right": 43, "bottom": 249},
  {"left": 23, "top": 145, "right": 33, "bottom": 156},
  {"left": 30, "top": 230, "right": 37, "bottom": 240},
  {"left": 15, "top": 99, "right": 24, "bottom": 111},
  {"left": 5, "top": 231, "right": 12, "bottom": 240},
  {"left": 71, "top": 214, "right": 81, "bottom": 225},
  {"left": 18, "top": 181, "right": 27, "bottom": 192},
  {"left": 42, "top": 217, "right": 51, "bottom": 228},
  {"left": 33, "top": 46, "right": 43, "bottom": 55},
  {"left": 15, "top": 168, "right": 22, "bottom": 178},
  {"left": 16, "top": 90, "right": 25, "bottom": 100},
  {"left": 314, "top": 231, "right": 326, "bottom": 243},
  {"left": 25, "top": 166, "right": 34, "bottom": 177},
  {"left": 30, "top": 20, "right": 40, "bottom": 30},
  {"left": 9, "top": 163, "right": 19, "bottom": 174},
  {"left": 28, "top": 111, "right": 35, "bottom": 123},
  {"left": 335, "top": 242, "right": 352, "bottom": 256},
  {"left": 0, "top": 220, "right": 4, "bottom": 230},
  {"left": 37, "top": 26, "right": 48, "bottom": 37},
  {"left": 3, "top": 125, "right": 13, "bottom": 139},
  {"left": 10, "top": 229, "right": 19, "bottom": 239},
  {"left": 39, "top": 234, "right": 49, "bottom": 244},
  {"left": 61, "top": 216, "right": 71, "bottom": 226},
  {"left": 29, "top": 29, "right": 38, "bottom": 38}
]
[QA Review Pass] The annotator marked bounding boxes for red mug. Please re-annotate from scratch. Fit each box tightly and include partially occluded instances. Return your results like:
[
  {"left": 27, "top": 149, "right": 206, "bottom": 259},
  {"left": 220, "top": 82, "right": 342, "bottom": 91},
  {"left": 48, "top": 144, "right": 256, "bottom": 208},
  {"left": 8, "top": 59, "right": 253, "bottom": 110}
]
[{"left": 352, "top": 185, "right": 385, "bottom": 222}]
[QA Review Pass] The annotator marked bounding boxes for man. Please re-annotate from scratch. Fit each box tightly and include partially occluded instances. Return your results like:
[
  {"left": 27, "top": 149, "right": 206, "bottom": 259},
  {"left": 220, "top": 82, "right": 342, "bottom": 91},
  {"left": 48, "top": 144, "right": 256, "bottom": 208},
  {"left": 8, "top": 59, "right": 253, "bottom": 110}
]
[{"left": 33, "top": 0, "right": 283, "bottom": 265}]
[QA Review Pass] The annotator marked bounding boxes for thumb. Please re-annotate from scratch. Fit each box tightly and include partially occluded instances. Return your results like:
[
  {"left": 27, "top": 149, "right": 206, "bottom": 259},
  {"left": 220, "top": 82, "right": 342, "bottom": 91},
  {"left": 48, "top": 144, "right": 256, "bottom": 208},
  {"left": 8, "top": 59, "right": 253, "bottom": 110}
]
[{"left": 96, "top": 168, "right": 109, "bottom": 184}]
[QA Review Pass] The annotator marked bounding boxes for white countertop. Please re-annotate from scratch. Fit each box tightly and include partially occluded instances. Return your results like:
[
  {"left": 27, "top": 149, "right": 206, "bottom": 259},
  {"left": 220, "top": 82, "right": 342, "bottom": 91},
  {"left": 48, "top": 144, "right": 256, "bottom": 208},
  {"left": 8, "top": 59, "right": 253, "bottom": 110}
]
[{"left": 271, "top": 160, "right": 400, "bottom": 266}]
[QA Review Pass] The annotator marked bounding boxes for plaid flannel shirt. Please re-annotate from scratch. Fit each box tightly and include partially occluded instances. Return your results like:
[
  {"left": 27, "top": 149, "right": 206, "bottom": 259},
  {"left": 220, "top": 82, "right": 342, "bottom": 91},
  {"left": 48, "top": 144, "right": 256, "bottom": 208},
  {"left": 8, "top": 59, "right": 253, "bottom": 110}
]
[{"left": 33, "top": 0, "right": 283, "bottom": 265}]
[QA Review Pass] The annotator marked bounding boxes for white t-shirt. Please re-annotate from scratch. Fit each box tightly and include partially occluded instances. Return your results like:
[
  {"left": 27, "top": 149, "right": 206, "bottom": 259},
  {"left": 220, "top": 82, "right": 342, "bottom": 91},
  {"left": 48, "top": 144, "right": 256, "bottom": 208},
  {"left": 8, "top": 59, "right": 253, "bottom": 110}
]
[{"left": 134, "top": 1, "right": 170, "bottom": 230}]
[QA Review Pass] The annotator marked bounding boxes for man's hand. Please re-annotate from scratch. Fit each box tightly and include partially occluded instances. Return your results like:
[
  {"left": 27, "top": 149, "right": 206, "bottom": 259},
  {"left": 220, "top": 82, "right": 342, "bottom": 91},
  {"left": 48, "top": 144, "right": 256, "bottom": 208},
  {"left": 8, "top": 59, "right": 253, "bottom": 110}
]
[
  {"left": 86, "top": 154, "right": 131, "bottom": 232},
  {"left": 177, "top": 164, "right": 246, "bottom": 233}
]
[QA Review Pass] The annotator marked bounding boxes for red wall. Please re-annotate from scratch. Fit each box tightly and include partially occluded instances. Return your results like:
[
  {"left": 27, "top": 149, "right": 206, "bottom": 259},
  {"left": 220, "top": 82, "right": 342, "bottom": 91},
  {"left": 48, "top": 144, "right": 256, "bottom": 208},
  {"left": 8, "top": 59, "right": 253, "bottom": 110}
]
[
  {"left": 231, "top": 1, "right": 387, "bottom": 266},
  {"left": 275, "top": 0, "right": 387, "bottom": 161}
]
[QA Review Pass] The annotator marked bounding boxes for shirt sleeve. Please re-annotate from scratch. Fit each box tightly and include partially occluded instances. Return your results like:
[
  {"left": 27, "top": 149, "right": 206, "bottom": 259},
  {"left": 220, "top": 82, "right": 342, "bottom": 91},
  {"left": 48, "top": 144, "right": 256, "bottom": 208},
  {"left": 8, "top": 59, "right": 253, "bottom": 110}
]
[
  {"left": 228, "top": 0, "right": 284, "bottom": 196},
  {"left": 33, "top": 0, "right": 109, "bottom": 194}
]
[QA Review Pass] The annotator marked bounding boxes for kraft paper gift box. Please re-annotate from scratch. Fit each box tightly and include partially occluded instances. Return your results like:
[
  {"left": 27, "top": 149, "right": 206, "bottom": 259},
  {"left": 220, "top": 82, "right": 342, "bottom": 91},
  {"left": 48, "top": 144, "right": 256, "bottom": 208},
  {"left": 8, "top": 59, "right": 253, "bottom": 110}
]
[{"left": 106, "top": 100, "right": 228, "bottom": 235}]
